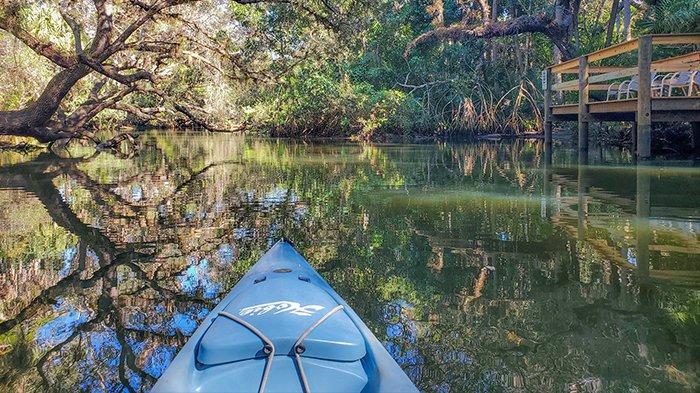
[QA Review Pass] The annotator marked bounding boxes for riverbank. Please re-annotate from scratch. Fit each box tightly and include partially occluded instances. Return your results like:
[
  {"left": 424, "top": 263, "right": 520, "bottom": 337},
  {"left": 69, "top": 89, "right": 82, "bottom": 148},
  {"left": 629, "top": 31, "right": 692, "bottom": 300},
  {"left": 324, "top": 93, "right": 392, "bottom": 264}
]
[{"left": 2, "top": 120, "right": 697, "bottom": 161}]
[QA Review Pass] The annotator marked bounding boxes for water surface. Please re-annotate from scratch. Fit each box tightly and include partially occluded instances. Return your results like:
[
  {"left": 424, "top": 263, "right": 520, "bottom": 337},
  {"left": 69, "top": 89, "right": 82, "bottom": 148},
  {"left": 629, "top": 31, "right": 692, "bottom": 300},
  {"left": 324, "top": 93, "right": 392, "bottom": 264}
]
[{"left": 0, "top": 133, "right": 698, "bottom": 392}]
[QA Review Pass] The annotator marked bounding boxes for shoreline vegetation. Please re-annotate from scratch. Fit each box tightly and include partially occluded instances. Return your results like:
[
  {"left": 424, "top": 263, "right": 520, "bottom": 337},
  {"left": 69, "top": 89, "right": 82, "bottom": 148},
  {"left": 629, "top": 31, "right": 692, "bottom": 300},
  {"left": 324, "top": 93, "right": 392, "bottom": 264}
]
[{"left": 0, "top": 0, "right": 698, "bottom": 151}]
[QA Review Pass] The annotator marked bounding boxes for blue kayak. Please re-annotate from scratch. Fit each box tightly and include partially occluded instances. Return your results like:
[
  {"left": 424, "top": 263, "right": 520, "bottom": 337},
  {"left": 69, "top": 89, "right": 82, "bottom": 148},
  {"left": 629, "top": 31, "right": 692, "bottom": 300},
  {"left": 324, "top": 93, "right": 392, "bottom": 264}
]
[{"left": 152, "top": 239, "right": 418, "bottom": 392}]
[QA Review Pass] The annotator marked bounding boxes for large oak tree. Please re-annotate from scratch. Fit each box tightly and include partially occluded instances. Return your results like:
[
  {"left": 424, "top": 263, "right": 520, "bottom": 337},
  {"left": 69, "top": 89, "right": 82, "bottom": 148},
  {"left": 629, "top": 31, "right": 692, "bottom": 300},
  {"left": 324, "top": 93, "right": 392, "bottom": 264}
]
[{"left": 0, "top": 0, "right": 345, "bottom": 144}]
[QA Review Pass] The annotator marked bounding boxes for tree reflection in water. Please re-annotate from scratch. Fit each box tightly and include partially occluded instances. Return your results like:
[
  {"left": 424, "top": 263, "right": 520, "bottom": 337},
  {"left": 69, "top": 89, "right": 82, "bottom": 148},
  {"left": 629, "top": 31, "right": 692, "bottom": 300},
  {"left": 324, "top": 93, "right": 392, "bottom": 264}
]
[{"left": 0, "top": 133, "right": 698, "bottom": 392}]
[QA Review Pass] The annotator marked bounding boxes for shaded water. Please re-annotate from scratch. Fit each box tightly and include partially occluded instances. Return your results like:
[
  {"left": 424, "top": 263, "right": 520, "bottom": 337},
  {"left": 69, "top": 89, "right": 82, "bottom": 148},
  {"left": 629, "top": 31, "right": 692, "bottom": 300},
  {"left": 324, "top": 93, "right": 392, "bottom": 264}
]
[{"left": 0, "top": 133, "right": 698, "bottom": 392}]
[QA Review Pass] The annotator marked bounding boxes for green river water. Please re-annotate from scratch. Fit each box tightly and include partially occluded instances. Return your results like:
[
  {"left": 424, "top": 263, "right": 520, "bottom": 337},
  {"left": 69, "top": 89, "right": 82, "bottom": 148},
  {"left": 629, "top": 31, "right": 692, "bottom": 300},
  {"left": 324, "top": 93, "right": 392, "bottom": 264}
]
[{"left": 0, "top": 132, "right": 698, "bottom": 392}]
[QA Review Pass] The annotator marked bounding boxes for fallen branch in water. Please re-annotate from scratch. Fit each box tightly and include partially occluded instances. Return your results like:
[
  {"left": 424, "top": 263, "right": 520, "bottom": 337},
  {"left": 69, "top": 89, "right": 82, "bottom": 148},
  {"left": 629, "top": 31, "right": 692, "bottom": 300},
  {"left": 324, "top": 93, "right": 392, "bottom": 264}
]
[
  {"left": 173, "top": 103, "right": 246, "bottom": 133},
  {"left": 97, "top": 132, "right": 139, "bottom": 150},
  {"left": 0, "top": 141, "right": 45, "bottom": 152}
]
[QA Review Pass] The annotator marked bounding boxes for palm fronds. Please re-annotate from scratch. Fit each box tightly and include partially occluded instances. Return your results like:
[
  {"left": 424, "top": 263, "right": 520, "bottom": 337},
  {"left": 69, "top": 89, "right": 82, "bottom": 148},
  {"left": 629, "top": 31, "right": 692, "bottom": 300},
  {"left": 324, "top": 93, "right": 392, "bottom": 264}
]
[{"left": 636, "top": 0, "right": 700, "bottom": 34}]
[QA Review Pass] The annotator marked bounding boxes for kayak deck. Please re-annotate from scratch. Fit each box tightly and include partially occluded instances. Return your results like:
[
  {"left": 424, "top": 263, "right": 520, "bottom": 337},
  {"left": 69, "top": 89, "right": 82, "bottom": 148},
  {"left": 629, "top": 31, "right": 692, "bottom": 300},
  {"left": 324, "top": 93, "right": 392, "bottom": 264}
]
[{"left": 152, "top": 239, "right": 418, "bottom": 393}]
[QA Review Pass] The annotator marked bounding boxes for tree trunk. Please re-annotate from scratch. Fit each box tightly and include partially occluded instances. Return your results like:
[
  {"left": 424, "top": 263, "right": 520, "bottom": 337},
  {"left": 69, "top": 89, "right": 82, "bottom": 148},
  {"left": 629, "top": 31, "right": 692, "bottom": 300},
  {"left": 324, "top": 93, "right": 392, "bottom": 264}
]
[
  {"left": 571, "top": 0, "right": 581, "bottom": 50},
  {"left": 622, "top": 0, "right": 632, "bottom": 41},
  {"left": 0, "top": 65, "right": 91, "bottom": 142},
  {"left": 553, "top": 46, "right": 563, "bottom": 102},
  {"left": 553, "top": 3, "right": 565, "bottom": 102},
  {"left": 594, "top": 0, "right": 607, "bottom": 25},
  {"left": 605, "top": 0, "right": 621, "bottom": 46},
  {"left": 490, "top": 0, "right": 498, "bottom": 61}
]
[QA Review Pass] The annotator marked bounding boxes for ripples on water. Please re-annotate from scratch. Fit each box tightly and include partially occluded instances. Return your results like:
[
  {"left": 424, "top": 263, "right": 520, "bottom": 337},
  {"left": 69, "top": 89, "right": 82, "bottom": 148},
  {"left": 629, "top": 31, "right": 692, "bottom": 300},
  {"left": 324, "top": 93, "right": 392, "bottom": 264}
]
[{"left": 0, "top": 133, "right": 698, "bottom": 392}]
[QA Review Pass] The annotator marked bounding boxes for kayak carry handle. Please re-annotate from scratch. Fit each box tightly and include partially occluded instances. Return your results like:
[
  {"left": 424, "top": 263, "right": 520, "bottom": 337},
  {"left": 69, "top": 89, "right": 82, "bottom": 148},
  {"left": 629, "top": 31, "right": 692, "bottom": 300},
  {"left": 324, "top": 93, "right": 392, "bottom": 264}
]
[
  {"left": 217, "top": 305, "right": 345, "bottom": 393},
  {"left": 293, "top": 305, "right": 345, "bottom": 393},
  {"left": 218, "top": 311, "right": 276, "bottom": 393}
]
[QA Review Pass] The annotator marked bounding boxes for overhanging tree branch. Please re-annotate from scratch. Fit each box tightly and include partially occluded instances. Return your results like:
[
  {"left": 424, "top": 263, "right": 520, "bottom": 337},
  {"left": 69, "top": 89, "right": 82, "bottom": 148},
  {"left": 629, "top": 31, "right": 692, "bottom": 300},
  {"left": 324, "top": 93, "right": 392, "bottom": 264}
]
[
  {"left": 0, "top": 12, "right": 76, "bottom": 68},
  {"left": 405, "top": 0, "right": 575, "bottom": 60}
]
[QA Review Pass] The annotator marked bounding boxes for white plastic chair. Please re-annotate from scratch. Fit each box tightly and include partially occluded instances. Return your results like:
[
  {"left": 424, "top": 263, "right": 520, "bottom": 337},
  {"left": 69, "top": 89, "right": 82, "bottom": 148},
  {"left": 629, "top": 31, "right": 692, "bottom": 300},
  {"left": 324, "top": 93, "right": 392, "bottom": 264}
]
[
  {"left": 650, "top": 74, "right": 667, "bottom": 97},
  {"left": 619, "top": 73, "right": 663, "bottom": 99},
  {"left": 606, "top": 82, "right": 621, "bottom": 100},
  {"left": 618, "top": 77, "right": 637, "bottom": 99},
  {"left": 664, "top": 71, "right": 699, "bottom": 96},
  {"left": 606, "top": 73, "right": 662, "bottom": 100}
]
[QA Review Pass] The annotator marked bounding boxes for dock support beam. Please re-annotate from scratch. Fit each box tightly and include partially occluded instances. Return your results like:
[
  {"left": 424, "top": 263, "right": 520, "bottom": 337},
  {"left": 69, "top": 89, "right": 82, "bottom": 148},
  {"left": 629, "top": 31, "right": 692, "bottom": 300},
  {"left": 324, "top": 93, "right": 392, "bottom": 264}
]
[
  {"left": 636, "top": 36, "right": 652, "bottom": 159},
  {"left": 578, "top": 56, "right": 589, "bottom": 162}
]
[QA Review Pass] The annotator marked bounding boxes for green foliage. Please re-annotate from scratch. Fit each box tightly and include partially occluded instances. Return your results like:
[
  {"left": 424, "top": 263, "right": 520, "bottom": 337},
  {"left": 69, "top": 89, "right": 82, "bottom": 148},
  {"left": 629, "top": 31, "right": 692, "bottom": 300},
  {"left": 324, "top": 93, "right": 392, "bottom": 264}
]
[
  {"left": 357, "top": 88, "right": 422, "bottom": 139},
  {"left": 637, "top": 0, "right": 700, "bottom": 34},
  {"left": 244, "top": 63, "right": 422, "bottom": 137},
  {"left": 238, "top": 0, "right": 551, "bottom": 137},
  {"left": 235, "top": 0, "right": 699, "bottom": 138},
  {"left": 0, "top": 206, "right": 76, "bottom": 264},
  {"left": 0, "top": 329, "right": 36, "bottom": 392},
  {"left": 1, "top": 0, "right": 697, "bottom": 140}
]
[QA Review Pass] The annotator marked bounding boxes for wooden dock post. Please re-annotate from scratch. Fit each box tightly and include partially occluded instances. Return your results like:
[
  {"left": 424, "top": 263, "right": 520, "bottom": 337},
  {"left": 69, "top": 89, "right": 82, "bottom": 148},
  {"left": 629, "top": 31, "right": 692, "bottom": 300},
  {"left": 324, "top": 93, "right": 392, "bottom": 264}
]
[
  {"left": 636, "top": 35, "right": 652, "bottom": 159},
  {"left": 544, "top": 68, "right": 553, "bottom": 156},
  {"left": 578, "top": 56, "right": 589, "bottom": 161}
]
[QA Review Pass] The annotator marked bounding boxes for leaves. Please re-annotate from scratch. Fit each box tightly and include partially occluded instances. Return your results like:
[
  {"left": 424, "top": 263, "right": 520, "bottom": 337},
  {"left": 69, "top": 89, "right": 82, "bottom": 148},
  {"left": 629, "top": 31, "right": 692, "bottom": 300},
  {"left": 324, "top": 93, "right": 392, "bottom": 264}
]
[{"left": 636, "top": 0, "right": 700, "bottom": 34}]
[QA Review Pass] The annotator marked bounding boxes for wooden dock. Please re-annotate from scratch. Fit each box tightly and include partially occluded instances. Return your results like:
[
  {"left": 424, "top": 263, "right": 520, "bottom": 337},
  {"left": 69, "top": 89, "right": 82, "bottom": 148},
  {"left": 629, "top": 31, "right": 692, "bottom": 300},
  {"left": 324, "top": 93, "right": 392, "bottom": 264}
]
[{"left": 543, "top": 34, "right": 700, "bottom": 159}]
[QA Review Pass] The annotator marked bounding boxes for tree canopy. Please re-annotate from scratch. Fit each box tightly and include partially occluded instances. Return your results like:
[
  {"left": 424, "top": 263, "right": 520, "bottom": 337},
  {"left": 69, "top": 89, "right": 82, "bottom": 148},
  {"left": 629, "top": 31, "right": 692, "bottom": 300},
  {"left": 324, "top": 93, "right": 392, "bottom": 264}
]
[{"left": 0, "top": 0, "right": 697, "bottom": 144}]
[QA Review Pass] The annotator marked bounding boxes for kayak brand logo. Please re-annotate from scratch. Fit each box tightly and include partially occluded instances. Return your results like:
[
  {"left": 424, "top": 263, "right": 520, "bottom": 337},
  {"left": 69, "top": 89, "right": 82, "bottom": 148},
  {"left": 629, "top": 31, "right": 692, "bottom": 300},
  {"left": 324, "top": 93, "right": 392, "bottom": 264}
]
[{"left": 239, "top": 301, "right": 325, "bottom": 317}]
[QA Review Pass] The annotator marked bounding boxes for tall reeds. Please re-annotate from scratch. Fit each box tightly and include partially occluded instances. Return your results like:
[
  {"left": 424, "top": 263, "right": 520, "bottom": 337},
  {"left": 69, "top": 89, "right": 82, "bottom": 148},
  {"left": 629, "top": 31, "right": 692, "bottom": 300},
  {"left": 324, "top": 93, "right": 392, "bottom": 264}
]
[{"left": 453, "top": 78, "right": 543, "bottom": 135}]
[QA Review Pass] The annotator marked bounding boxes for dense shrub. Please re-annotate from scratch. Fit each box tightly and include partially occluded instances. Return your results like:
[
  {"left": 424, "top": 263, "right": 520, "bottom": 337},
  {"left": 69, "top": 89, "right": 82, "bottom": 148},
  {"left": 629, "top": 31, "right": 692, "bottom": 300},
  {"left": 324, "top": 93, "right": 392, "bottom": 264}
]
[{"left": 242, "top": 64, "right": 422, "bottom": 138}]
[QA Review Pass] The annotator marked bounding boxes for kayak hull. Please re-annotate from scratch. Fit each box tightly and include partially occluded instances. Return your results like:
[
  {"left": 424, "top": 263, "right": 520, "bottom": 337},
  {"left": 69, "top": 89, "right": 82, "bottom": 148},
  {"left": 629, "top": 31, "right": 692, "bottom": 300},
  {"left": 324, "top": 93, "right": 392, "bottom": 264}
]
[{"left": 152, "top": 239, "right": 418, "bottom": 393}]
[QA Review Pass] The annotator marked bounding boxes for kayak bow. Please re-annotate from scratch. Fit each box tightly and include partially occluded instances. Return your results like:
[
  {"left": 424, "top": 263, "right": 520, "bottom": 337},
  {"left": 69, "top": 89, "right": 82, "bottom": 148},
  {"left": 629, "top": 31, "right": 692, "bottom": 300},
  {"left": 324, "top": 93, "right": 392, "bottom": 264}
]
[{"left": 152, "top": 239, "right": 418, "bottom": 393}]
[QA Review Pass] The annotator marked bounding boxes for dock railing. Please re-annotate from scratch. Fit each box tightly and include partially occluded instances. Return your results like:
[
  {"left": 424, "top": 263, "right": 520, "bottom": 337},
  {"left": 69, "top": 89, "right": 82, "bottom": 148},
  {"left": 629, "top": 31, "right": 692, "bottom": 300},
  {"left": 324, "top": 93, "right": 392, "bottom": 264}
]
[{"left": 543, "top": 33, "right": 700, "bottom": 159}]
